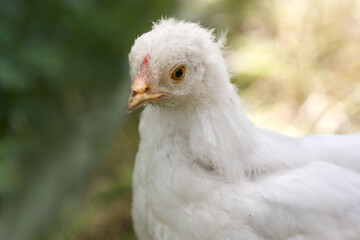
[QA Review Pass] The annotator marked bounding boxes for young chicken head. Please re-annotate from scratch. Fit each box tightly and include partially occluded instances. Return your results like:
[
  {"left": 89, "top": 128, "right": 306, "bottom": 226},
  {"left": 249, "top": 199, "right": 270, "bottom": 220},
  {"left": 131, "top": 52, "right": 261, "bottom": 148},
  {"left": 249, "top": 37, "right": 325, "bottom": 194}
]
[{"left": 127, "top": 19, "right": 228, "bottom": 112}]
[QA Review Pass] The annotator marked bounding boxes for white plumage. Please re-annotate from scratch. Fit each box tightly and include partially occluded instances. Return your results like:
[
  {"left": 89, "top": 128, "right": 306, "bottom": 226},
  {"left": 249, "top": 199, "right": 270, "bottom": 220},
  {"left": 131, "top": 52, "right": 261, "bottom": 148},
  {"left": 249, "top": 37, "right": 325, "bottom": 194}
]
[{"left": 127, "top": 19, "right": 360, "bottom": 240}]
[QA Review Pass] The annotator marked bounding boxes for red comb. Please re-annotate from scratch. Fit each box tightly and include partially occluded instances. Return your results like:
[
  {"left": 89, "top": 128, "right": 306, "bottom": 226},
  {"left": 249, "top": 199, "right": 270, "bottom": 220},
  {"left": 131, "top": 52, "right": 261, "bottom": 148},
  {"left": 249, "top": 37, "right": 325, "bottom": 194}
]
[{"left": 143, "top": 54, "right": 151, "bottom": 68}]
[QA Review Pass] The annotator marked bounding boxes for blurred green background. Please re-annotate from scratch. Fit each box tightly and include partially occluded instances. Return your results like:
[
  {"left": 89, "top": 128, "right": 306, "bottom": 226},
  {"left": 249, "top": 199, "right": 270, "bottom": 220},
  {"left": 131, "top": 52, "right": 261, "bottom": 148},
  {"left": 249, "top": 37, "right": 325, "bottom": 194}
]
[{"left": 0, "top": 0, "right": 359, "bottom": 239}]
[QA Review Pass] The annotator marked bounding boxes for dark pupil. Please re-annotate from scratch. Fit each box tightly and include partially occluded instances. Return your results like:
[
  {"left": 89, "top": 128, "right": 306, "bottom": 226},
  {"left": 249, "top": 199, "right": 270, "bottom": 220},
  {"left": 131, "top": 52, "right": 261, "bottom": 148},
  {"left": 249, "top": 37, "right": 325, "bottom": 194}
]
[{"left": 175, "top": 69, "right": 183, "bottom": 78}]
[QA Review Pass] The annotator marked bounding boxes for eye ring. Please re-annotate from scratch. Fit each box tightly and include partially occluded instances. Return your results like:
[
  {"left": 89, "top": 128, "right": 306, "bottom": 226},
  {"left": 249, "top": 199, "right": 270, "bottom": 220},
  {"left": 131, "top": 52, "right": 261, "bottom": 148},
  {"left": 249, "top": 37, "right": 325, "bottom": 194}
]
[{"left": 170, "top": 64, "right": 187, "bottom": 82}]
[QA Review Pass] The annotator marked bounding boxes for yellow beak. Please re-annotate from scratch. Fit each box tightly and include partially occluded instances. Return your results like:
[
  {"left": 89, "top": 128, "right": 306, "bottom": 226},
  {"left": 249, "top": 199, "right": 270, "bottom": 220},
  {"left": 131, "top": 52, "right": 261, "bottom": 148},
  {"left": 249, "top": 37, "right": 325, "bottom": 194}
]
[{"left": 127, "top": 76, "right": 169, "bottom": 113}]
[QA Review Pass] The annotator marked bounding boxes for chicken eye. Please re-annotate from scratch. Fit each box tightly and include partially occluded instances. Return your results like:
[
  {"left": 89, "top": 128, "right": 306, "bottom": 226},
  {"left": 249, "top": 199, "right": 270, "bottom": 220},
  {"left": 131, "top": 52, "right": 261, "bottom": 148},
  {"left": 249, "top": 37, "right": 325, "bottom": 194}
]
[{"left": 170, "top": 65, "right": 186, "bottom": 82}]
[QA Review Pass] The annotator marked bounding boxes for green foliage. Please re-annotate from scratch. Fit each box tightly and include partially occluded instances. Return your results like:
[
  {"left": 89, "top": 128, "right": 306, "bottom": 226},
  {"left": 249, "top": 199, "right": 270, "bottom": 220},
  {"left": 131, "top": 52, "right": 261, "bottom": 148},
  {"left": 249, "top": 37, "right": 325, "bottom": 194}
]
[{"left": 0, "top": 0, "right": 175, "bottom": 239}]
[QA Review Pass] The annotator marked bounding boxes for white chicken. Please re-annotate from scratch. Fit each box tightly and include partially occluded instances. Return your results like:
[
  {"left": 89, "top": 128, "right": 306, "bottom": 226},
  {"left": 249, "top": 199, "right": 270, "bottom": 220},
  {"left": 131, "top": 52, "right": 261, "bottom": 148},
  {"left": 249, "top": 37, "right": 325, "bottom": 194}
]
[{"left": 127, "top": 19, "right": 360, "bottom": 240}]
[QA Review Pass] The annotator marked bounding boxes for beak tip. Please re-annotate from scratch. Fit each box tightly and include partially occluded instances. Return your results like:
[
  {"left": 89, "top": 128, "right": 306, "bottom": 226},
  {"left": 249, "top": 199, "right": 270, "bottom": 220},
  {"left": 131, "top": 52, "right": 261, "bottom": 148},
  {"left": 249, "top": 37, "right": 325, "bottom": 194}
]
[
  {"left": 126, "top": 91, "right": 169, "bottom": 113},
  {"left": 126, "top": 99, "right": 134, "bottom": 113},
  {"left": 126, "top": 107, "right": 133, "bottom": 113}
]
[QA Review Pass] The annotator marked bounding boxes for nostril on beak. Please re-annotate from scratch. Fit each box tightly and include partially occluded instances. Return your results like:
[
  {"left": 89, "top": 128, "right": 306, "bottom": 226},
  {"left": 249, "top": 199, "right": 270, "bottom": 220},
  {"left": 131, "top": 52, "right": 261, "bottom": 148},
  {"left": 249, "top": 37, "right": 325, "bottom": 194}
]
[{"left": 132, "top": 90, "right": 137, "bottom": 97}]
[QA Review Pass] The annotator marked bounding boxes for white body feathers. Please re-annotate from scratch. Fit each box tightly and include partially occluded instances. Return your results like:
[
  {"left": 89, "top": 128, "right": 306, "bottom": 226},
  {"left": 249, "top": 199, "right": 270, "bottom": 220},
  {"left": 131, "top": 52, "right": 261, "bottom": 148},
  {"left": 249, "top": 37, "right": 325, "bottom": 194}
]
[{"left": 129, "top": 19, "right": 360, "bottom": 240}]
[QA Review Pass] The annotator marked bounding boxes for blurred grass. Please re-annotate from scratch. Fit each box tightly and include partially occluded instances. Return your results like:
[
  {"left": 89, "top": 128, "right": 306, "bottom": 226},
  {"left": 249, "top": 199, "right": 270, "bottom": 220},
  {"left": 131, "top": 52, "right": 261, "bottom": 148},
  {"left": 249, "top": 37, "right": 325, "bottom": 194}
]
[
  {"left": 229, "top": 0, "right": 360, "bottom": 136},
  {"left": 36, "top": 113, "right": 140, "bottom": 240},
  {"left": 1, "top": 0, "right": 359, "bottom": 239}
]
